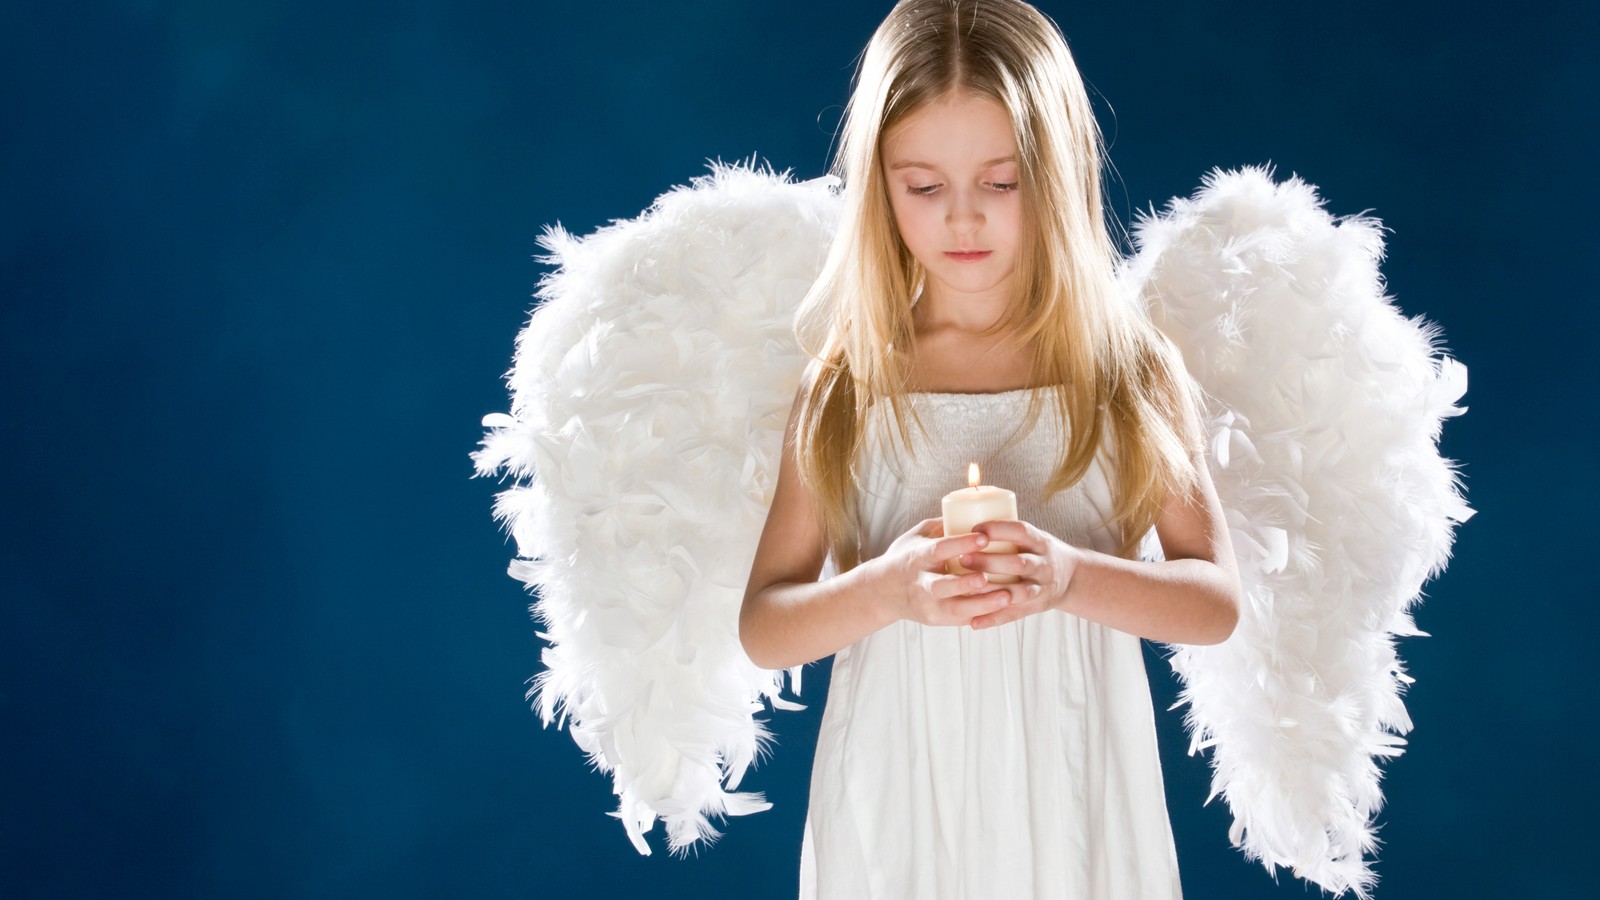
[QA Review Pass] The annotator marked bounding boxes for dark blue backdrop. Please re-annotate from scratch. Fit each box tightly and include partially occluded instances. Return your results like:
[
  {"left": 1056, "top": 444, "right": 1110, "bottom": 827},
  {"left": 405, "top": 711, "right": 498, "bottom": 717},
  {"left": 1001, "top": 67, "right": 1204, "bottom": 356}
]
[{"left": 4, "top": 1, "right": 1594, "bottom": 897}]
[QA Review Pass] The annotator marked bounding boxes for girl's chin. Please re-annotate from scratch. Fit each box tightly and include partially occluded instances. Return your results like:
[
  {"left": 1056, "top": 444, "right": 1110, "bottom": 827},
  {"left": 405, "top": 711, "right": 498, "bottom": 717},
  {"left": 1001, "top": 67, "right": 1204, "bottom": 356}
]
[
  {"left": 928, "top": 263, "right": 1012, "bottom": 286},
  {"left": 921, "top": 274, "right": 1016, "bottom": 302}
]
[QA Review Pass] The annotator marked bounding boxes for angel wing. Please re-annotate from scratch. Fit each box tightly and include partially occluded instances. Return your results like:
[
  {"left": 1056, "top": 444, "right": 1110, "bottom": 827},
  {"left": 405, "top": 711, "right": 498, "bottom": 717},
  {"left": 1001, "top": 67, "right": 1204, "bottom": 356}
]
[
  {"left": 472, "top": 161, "right": 1472, "bottom": 892},
  {"left": 1122, "top": 166, "right": 1473, "bottom": 898},
  {"left": 471, "top": 162, "right": 840, "bottom": 854}
]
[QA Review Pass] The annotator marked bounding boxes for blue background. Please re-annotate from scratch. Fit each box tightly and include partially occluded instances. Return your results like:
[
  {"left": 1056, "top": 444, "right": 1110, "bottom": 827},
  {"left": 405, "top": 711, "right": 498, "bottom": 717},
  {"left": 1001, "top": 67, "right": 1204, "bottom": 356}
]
[{"left": 4, "top": 1, "right": 1594, "bottom": 897}]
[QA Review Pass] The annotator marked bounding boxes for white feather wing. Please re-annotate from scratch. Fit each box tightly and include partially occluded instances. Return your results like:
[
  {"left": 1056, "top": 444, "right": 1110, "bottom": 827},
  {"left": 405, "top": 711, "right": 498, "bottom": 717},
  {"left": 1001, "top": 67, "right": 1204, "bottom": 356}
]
[
  {"left": 472, "top": 163, "right": 839, "bottom": 854},
  {"left": 1122, "top": 167, "right": 1473, "bottom": 897}
]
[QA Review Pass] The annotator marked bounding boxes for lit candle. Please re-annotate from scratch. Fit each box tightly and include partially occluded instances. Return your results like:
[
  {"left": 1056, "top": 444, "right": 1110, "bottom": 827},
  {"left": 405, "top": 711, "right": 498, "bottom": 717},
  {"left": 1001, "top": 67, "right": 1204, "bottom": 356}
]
[{"left": 941, "top": 462, "right": 1019, "bottom": 584}]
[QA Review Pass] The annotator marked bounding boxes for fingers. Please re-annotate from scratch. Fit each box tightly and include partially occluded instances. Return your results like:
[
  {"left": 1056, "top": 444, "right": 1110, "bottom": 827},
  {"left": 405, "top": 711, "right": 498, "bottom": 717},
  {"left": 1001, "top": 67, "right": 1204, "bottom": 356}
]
[
  {"left": 924, "top": 530, "right": 989, "bottom": 565},
  {"left": 958, "top": 550, "right": 1039, "bottom": 578},
  {"left": 968, "top": 583, "right": 1044, "bottom": 630},
  {"left": 969, "top": 605, "right": 1024, "bottom": 630},
  {"left": 927, "top": 571, "right": 990, "bottom": 600},
  {"left": 971, "top": 519, "right": 1039, "bottom": 549},
  {"left": 924, "top": 580, "right": 1046, "bottom": 628},
  {"left": 946, "top": 589, "right": 1012, "bottom": 621}
]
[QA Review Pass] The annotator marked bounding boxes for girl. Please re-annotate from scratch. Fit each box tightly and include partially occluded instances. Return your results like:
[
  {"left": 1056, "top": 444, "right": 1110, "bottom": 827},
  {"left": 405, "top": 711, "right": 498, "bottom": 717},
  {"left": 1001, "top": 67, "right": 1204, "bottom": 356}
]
[{"left": 739, "top": 1, "right": 1242, "bottom": 896}]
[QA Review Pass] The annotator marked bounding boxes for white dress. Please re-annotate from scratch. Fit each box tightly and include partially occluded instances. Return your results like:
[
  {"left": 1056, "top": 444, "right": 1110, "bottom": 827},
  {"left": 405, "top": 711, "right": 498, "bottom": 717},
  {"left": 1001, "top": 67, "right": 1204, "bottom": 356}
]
[{"left": 798, "top": 390, "right": 1183, "bottom": 900}]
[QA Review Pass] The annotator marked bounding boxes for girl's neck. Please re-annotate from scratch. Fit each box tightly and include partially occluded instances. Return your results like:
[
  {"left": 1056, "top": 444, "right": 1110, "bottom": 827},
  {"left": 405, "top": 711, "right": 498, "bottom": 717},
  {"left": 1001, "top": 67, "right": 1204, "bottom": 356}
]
[
  {"left": 913, "top": 285, "right": 1011, "bottom": 335},
  {"left": 907, "top": 319, "right": 1036, "bottom": 394}
]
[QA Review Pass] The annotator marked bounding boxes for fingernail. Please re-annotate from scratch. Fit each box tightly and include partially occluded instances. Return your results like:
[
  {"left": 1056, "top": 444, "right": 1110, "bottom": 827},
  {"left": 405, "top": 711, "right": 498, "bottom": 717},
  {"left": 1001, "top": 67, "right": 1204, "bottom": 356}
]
[{"left": 974, "top": 535, "right": 988, "bottom": 548}]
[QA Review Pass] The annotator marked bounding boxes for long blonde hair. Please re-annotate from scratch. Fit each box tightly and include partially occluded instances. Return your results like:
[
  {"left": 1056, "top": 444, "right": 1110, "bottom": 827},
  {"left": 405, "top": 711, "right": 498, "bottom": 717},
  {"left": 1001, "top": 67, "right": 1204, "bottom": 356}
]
[{"left": 796, "top": 0, "right": 1204, "bottom": 566}]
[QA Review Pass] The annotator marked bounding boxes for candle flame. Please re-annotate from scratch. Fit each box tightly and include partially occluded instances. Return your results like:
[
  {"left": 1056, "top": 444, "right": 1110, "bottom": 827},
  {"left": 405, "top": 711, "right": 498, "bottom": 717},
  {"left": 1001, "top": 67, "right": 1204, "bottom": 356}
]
[{"left": 968, "top": 462, "right": 981, "bottom": 490}]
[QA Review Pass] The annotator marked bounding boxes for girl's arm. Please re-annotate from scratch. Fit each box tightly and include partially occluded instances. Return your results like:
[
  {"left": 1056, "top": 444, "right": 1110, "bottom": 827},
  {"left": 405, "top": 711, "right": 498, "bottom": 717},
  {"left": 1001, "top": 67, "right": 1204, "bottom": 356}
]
[
  {"left": 962, "top": 450, "right": 1242, "bottom": 645},
  {"left": 740, "top": 393, "right": 1007, "bottom": 670}
]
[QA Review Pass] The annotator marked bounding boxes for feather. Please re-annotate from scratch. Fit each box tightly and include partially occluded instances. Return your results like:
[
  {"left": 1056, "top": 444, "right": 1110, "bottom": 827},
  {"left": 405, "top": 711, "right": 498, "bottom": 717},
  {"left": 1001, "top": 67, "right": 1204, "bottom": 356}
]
[
  {"left": 1122, "top": 166, "right": 1472, "bottom": 897},
  {"left": 472, "top": 162, "right": 1472, "bottom": 889},
  {"left": 471, "top": 162, "right": 838, "bottom": 854}
]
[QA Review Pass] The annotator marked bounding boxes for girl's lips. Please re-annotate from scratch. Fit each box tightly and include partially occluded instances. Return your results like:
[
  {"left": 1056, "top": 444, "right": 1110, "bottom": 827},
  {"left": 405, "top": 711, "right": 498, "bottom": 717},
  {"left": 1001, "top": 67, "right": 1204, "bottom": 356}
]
[{"left": 945, "top": 251, "right": 991, "bottom": 262}]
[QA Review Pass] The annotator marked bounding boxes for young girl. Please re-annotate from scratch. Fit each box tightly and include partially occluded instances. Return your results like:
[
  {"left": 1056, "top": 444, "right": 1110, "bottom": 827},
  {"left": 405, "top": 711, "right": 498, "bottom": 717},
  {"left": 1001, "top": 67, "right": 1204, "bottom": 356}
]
[{"left": 739, "top": 1, "right": 1242, "bottom": 896}]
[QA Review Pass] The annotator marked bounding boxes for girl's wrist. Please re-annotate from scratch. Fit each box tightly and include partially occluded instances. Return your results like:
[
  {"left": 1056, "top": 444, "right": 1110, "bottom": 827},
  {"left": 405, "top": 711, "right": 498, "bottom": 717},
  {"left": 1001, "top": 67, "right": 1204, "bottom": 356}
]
[
  {"left": 1050, "top": 542, "right": 1086, "bottom": 615},
  {"left": 852, "top": 557, "right": 905, "bottom": 628}
]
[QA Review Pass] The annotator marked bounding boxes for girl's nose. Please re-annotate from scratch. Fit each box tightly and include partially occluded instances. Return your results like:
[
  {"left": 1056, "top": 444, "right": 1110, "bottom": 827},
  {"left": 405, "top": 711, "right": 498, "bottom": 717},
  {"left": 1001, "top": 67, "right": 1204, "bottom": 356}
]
[{"left": 947, "top": 190, "right": 985, "bottom": 229}]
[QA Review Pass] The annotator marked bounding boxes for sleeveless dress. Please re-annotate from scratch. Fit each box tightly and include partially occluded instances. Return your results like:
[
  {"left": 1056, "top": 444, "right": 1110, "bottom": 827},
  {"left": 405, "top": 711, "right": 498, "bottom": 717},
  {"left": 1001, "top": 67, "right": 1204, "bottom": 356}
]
[{"left": 798, "top": 390, "right": 1183, "bottom": 900}]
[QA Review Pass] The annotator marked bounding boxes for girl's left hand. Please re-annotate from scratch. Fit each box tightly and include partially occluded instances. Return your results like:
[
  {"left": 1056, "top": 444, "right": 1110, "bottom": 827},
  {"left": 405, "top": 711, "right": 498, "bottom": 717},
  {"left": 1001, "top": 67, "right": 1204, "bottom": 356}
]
[{"left": 958, "top": 519, "right": 1082, "bottom": 630}]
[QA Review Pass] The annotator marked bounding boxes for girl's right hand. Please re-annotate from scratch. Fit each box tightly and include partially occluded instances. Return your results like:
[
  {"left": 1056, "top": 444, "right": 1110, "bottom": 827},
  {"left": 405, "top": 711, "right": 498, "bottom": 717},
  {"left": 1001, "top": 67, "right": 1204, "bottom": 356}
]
[{"left": 864, "top": 517, "right": 1014, "bottom": 627}]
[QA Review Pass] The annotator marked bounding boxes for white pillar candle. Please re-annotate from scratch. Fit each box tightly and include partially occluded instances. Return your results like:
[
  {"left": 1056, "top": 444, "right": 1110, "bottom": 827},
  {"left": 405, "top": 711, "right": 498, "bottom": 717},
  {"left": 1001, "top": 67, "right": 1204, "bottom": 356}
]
[{"left": 941, "top": 462, "right": 1019, "bottom": 584}]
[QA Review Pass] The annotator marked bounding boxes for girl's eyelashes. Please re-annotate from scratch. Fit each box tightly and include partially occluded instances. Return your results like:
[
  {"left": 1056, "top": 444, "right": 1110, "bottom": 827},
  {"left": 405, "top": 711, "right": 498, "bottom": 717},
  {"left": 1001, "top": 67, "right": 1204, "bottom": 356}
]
[{"left": 904, "top": 182, "right": 1019, "bottom": 196}]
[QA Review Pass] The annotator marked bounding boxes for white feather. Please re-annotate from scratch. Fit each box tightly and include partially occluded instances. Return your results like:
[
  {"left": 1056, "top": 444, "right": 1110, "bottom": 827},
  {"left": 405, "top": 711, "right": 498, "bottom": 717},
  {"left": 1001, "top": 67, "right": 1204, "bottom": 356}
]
[
  {"left": 472, "top": 163, "right": 1472, "bottom": 893},
  {"left": 471, "top": 163, "right": 837, "bottom": 854},
  {"left": 1124, "top": 166, "right": 1472, "bottom": 897}
]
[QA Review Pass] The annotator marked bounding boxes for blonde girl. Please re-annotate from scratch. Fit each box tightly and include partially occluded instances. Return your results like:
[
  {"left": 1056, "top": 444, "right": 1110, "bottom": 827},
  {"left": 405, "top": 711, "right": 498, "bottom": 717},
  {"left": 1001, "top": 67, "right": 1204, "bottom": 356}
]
[{"left": 739, "top": 0, "right": 1241, "bottom": 896}]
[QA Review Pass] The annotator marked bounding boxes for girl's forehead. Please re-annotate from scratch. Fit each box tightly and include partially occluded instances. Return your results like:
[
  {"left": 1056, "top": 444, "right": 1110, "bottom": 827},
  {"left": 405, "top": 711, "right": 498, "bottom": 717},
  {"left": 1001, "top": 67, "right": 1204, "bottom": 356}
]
[{"left": 882, "top": 93, "right": 1017, "bottom": 170}]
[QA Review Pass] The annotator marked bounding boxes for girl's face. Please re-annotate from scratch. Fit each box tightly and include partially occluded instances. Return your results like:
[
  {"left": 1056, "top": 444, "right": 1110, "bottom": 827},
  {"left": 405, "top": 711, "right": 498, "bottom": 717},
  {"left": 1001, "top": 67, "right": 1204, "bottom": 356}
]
[{"left": 881, "top": 91, "right": 1022, "bottom": 311}]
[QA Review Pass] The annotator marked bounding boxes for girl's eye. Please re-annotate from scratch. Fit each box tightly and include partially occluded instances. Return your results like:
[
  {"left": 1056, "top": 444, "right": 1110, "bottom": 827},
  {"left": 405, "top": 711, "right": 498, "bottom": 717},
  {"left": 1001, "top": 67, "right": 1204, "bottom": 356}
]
[{"left": 904, "top": 182, "right": 1016, "bottom": 196}]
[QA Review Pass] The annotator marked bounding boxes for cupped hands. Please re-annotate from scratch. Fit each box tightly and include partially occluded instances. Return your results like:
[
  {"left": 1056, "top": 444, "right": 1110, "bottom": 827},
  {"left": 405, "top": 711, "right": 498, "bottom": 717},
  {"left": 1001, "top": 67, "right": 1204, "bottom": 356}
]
[
  {"left": 867, "top": 517, "right": 1080, "bottom": 630},
  {"left": 866, "top": 517, "right": 1013, "bottom": 628},
  {"left": 957, "top": 518, "right": 1081, "bottom": 630}
]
